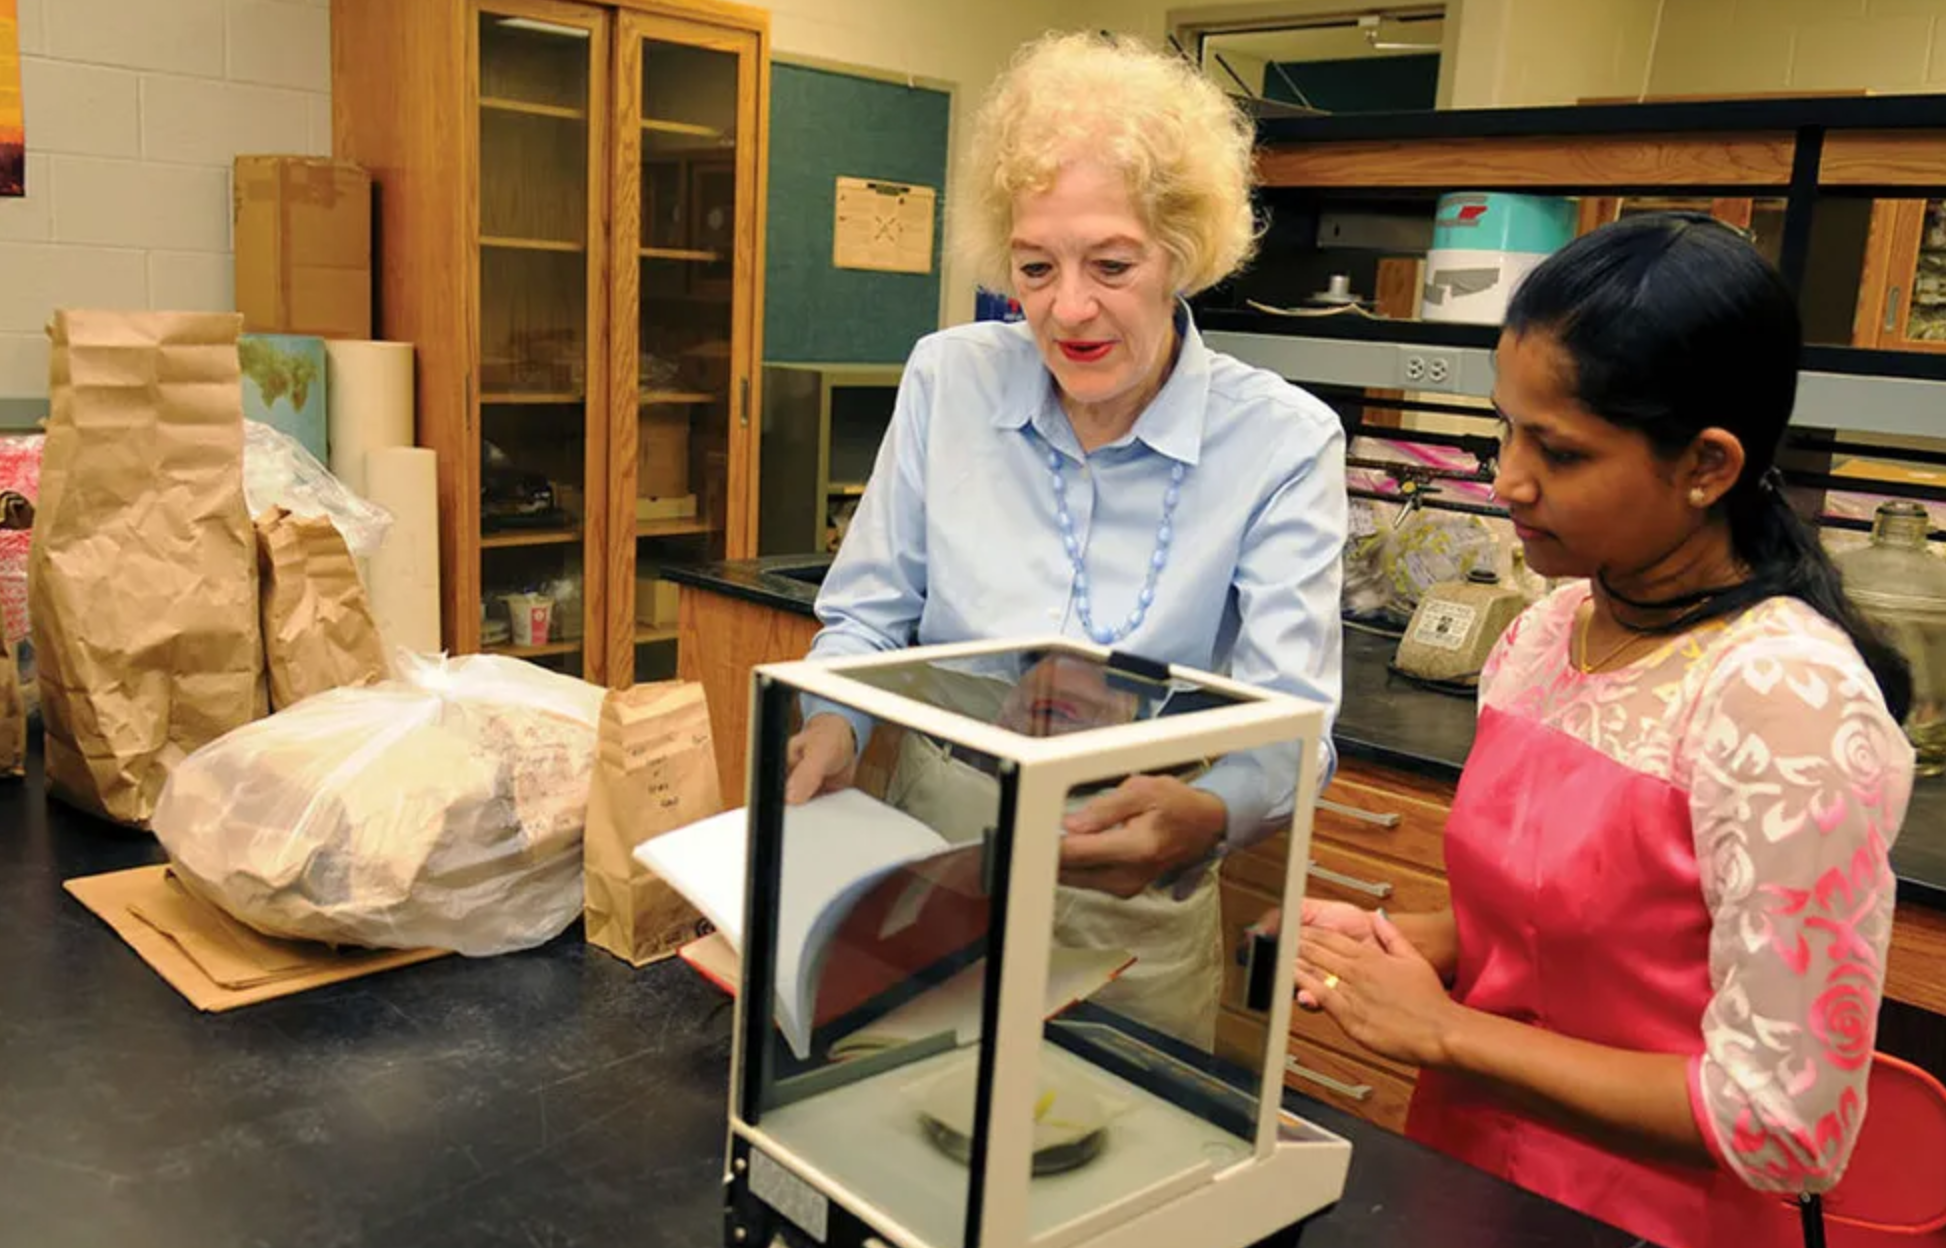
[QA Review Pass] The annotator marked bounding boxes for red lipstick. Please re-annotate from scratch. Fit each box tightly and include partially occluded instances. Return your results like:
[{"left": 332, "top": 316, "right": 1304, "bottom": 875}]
[{"left": 1058, "top": 341, "right": 1112, "bottom": 363}]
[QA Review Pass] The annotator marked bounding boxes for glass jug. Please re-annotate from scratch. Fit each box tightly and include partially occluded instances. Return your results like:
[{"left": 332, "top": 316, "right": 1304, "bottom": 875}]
[{"left": 1837, "top": 500, "right": 1946, "bottom": 778}]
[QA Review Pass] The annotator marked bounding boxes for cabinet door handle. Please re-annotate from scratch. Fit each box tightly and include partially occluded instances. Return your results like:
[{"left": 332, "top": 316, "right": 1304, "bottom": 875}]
[
  {"left": 1308, "top": 860, "right": 1394, "bottom": 899},
  {"left": 739, "top": 376, "right": 750, "bottom": 429},
  {"left": 1286, "top": 1056, "right": 1373, "bottom": 1101},
  {"left": 1886, "top": 284, "right": 1902, "bottom": 333},
  {"left": 1317, "top": 798, "right": 1402, "bottom": 829}
]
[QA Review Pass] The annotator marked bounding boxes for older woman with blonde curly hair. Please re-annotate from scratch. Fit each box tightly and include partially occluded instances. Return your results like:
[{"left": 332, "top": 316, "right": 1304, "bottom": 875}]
[{"left": 784, "top": 31, "right": 1347, "bottom": 1047}]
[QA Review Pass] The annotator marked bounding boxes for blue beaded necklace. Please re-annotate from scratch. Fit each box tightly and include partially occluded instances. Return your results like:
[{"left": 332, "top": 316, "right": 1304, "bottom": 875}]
[{"left": 1045, "top": 442, "right": 1186, "bottom": 645}]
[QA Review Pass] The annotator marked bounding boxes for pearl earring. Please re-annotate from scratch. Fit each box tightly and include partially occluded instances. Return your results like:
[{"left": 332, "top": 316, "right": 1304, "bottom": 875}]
[{"left": 1688, "top": 487, "right": 1707, "bottom": 507}]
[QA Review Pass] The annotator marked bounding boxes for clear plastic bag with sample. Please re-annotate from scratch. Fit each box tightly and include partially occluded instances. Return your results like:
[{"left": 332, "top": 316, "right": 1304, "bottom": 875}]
[
  {"left": 152, "top": 653, "right": 607, "bottom": 956},
  {"left": 242, "top": 420, "right": 394, "bottom": 558}
]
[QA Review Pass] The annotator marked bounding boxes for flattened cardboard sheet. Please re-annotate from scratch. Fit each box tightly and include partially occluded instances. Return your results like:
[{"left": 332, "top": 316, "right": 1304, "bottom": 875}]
[{"left": 65, "top": 864, "right": 448, "bottom": 1011}]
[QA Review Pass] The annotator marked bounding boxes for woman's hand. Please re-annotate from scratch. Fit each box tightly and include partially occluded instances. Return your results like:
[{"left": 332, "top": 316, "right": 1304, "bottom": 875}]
[
  {"left": 1254, "top": 902, "right": 1381, "bottom": 1013},
  {"left": 784, "top": 714, "right": 858, "bottom": 805},
  {"left": 1057, "top": 774, "right": 1226, "bottom": 898},
  {"left": 1294, "top": 912, "right": 1460, "bottom": 1068},
  {"left": 1295, "top": 903, "right": 1391, "bottom": 1013},
  {"left": 1251, "top": 898, "right": 1381, "bottom": 951},
  {"left": 1298, "top": 898, "right": 1380, "bottom": 946}
]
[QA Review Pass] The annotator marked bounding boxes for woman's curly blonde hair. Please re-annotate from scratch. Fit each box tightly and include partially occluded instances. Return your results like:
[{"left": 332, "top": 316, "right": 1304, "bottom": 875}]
[{"left": 956, "top": 31, "right": 1258, "bottom": 298}]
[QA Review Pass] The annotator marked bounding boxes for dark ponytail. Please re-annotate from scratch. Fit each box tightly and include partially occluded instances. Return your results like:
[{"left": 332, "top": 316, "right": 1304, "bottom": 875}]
[
  {"left": 1506, "top": 212, "right": 1913, "bottom": 720},
  {"left": 1719, "top": 471, "right": 1913, "bottom": 721}
]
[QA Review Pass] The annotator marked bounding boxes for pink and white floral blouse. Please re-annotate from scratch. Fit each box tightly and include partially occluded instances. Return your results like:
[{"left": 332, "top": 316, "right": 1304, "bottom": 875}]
[{"left": 1407, "top": 583, "right": 1915, "bottom": 1248}]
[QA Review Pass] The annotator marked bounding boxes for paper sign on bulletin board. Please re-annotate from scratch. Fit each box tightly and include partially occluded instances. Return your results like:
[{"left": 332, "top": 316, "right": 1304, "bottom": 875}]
[
  {"left": 0, "top": 0, "right": 22, "bottom": 198},
  {"left": 833, "top": 176, "right": 936, "bottom": 275}
]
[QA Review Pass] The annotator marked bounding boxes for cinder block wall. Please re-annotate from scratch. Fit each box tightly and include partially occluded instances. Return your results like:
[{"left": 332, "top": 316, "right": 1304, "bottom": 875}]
[
  {"left": 1650, "top": 0, "right": 1946, "bottom": 98},
  {"left": 0, "top": 0, "right": 331, "bottom": 404}
]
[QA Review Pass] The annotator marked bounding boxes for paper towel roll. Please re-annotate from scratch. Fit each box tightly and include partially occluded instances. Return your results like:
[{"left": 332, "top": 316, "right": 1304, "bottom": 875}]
[
  {"left": 365, "top": 446, "right": 442, "bottom": 659},
  {"left": 325, "top": 340, "right": 415, "bottom": 498}
]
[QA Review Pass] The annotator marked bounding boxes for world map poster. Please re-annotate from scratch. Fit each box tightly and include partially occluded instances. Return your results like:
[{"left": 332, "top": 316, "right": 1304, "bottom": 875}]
[{"left": 0, "top": 0, "right": 20, "bottom": 198}]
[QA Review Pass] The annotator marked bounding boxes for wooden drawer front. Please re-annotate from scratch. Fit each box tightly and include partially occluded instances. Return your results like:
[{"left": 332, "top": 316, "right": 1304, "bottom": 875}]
[
  {"left": 1225, "top": 838, "right": 1448, "bottom": 916},
  {"left": 1314, "top": 773, "right": 1451, "bottom": 876},
  {"left": 1282, "top": 1030, "right": 1417, "bottom": 1133},
  {"left": 1307, "top": 841, "right": 1450, "bottom": 915},
  {"left": 1888, "top": 901, "right": 1946, "bottom": 1015},
  {"left": 1217, "top": 1009, "right": 1419, "bottom": 1136},
  {"left": 1287, "top": 995, "right": 1417, "bottom": 1081},
  {"left": 1223, "top": 834, "right": 1296, "bottom": 898},
  {"left": 1216, "top": 1004, "right": 1271, "bottom": 1071},
  {"left": 1335, "top": 755, "right": 1459, "bottom": 801}
]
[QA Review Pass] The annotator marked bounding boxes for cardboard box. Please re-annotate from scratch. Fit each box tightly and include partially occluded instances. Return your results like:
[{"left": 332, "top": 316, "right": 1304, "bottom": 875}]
[
  {"left": 234, "top": 156, "right": 372, "bottom": 340},
  {"left": 636, "top": 576, "right": 680, "bottom": 628},
  {"left": 638, "top": 408, "right": 691, "bottom": 500},
  {"left": 635, "top": 494, "right": 697, "bottom": 523}
]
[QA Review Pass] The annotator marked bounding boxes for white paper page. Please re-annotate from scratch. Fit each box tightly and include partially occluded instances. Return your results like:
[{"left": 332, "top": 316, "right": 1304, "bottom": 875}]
[
  {"left": 775, "top": 794, "right": 948, "bottom": 1056},
  {"left": 635, "top": 789, "right": 949, "bottom": 1056},
  {"left": 635, "top": 806, "right": 751, "bottom": 945}
]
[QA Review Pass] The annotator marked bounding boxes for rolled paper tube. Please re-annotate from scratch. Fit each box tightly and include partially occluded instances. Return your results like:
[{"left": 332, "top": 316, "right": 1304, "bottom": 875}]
[
  {"left": 364, "top": 446, "right": 442, "bottom": 659},
  {"left": 324, "top": 340, "right": 415, "bottom": 498}
]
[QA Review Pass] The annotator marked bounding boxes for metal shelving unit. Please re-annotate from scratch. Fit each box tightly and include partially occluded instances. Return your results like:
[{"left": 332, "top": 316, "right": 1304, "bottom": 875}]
[{"left": 1203, "top": 93, "right": 1946, "bottom": 540}]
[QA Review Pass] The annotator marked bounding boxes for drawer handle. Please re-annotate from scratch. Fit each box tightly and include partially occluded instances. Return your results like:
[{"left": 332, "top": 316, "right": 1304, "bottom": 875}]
[
  {"left": 1308, "top": 860, "right": 1394, "bottom": 899},
  {"left": 1317, "top": 798, "right": 1402, "bottom": 829},
  {"left": 1286, "top": 1056, "right": 1373, "bottom": 1101}
]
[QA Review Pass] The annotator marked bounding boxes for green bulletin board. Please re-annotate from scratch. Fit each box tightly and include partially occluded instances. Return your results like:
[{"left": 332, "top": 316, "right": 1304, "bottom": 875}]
[{"left": 763, "top": 62, "right": 951, "bottom": 364}]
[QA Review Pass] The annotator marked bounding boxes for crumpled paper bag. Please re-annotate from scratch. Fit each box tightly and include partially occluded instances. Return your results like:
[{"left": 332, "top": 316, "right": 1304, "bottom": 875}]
[
  {"left": 256, "top": 505, "right": 388, "bottom": 711},
  {"left": 0, "top": 630, "right": 22, "bottom": 779},
  {"left": 30, "top": 309, "right": 267, "bottom": 825}
]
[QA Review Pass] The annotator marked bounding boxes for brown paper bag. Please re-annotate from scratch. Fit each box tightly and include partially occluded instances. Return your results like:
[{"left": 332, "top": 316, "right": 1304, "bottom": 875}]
[
  {"left": 585, "top": 681, "right": 723, "bottom": 966},
  {"left": 0, "top": 630, "right": 22, "bottom": 779},
  {"left": 256, "top": 505, "right": 389, "bottom": 710},
  {"left": 30, "top": 310, "right": 268, "bottom": 826}
]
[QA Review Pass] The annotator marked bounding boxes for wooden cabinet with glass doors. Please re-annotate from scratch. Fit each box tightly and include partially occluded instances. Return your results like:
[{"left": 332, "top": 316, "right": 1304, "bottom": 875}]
[
  {"left": 1583, "top": 193, "right": 1946, "bottom": 352},
  {"left": 330, "top": 0, "right": 768, "bottom": 687},
  {"left": 1856, "top": 199, "right": 1946, "bottom": 352},
  {"left": 611, "top": 8, "right": 766, "bottom": 684}
]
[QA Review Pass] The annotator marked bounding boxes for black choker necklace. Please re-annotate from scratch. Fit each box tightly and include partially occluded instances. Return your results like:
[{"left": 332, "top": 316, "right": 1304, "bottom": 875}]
[{"left": 1597, "top": 572, "right": 1744, "bottom": 631}]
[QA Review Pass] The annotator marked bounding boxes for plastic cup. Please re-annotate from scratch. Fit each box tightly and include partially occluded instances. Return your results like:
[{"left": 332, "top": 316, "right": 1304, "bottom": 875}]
[{"left": 503, "top": 593, "right": 553, "bottom": 647}]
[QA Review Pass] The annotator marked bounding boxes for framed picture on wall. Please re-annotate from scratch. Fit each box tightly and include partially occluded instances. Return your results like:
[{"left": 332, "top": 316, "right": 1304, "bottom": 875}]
[{"left": 0, "top": 0, "right": 22, "bottom": 198}]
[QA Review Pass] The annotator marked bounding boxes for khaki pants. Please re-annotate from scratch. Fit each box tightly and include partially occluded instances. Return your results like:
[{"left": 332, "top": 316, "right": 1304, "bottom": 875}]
[{"left": 885, "top": 731, "right": 1222, "bottom": 1050}]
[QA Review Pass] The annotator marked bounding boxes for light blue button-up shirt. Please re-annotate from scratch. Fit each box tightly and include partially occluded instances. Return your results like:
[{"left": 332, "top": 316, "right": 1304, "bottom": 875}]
[{"left": 808, "top": 308, "right": 1347, "bottom": 848}]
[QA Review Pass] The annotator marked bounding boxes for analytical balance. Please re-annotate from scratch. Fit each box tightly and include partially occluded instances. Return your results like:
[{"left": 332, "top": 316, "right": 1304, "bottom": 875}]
[{"left": 720, "top": 639, "right": 1351, "bottom": 1248}]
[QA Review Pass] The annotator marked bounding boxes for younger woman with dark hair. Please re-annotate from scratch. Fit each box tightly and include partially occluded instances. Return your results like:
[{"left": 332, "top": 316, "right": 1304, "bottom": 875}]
[{"left": 1291, "top": 213, "right": 1915, "bottom": 1248}]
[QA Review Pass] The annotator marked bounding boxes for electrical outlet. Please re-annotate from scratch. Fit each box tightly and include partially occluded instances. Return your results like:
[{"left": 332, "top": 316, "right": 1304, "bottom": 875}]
[{"left": 1399, "top": 346, "right": 1462, "bottom": 393}]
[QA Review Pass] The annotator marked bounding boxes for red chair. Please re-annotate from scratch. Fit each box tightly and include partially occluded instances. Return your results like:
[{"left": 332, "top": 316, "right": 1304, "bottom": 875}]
[{"left": 1798, "top": 1052, "right": 1946, "bottom": 1246}]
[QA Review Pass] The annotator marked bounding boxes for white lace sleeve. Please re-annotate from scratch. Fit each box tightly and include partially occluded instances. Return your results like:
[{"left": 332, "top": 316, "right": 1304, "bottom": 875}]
[{"left": 1686, "top": 636, "right": 1914, "bottom": 1193}]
